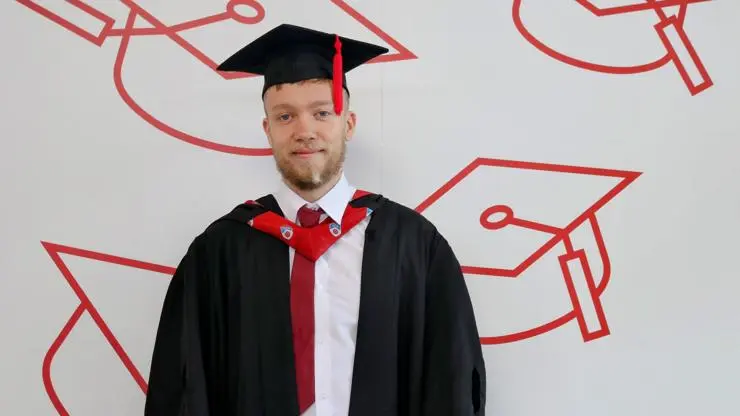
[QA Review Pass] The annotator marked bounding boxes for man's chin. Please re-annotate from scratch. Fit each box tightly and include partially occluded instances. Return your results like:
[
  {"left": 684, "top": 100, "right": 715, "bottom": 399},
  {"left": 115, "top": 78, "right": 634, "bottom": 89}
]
[
  {"left": 276, "top": 156, "right": 342, "bottom": 192},
  {"left": 290, "top": 177, "right": 325, "bottom": 191},
  {"left": 282, "top": 169, "right": 324, "bottom": 190}
]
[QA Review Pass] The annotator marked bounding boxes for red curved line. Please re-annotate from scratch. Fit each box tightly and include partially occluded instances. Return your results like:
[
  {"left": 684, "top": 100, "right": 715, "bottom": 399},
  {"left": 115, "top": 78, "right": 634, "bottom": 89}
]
[
  {"left": 590, "top": 215, "right": 612, "bottom": 294},
  {"left": 512, "top": 0, "right": 671, "bottom": 74},
  {"left": 42, "top": 303, "right": 86, "bottom": 416},
  {"left": 41, "top": 240, "right": 151, "bottom": 395},
  {"left": 478, "top": 216, "right": 610, "bottom": 345},
  {"left": 480, "top": 310, "right": 576, "bottom": 344},
  {"left": 113, "top": 9, "right": 272, "bottom": 156}
]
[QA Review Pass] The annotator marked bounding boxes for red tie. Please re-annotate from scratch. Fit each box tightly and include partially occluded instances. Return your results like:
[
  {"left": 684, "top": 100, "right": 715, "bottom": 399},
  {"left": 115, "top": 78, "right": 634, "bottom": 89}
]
[{"left": 291, "top": 205, "right": 324, "bottom": 412}]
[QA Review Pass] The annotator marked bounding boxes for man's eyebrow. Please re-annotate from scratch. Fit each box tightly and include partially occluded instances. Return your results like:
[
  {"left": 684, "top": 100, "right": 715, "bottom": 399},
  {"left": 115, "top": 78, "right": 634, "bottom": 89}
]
[
  {"left": 309, "top": 100, "right": 333, "bottom": 107},
  {"left": 269, "top": 101, "right": 332, "bottom": 112},
  {"left": 270, "top": 103, "right": 293, "bottom": 112}
]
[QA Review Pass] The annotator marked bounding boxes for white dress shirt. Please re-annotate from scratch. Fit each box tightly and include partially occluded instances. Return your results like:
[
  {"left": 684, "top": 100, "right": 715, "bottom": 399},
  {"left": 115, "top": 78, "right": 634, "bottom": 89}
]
[{"left": 272, "top": 173, "right": 369, "bottom": 416}]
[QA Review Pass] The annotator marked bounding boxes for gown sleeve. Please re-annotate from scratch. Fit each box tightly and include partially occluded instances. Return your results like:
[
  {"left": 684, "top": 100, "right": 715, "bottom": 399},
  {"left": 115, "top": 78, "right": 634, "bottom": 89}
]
[
  {"left": 144, "top": 239, "right": 212, "bottom": 416},
  {"left": 422, "top": 231, "right": 487, "bottom": 415}
]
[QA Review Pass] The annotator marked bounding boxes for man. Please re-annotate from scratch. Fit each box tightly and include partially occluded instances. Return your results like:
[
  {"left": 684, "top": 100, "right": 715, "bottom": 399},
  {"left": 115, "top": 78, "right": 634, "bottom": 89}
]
[{"left": 144, "top": 23, "right": 486, "bottom": 416}]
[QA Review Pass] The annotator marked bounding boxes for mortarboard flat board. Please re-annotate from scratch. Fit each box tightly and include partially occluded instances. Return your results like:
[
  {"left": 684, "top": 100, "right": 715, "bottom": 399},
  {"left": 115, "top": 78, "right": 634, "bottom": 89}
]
[{"left": 216, "top": 23, "right": 389, "bottom": 115}]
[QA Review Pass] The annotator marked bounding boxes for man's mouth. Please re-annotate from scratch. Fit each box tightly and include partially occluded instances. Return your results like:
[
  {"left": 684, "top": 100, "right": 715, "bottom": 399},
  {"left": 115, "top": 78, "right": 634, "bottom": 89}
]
[{"left": 292, "top": 149, "right": 323, "bottom": 158}]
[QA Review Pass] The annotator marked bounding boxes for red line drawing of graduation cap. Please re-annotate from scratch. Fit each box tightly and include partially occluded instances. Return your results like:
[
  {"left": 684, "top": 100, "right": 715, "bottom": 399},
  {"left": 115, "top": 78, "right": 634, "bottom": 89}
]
[
  {"left": 15, "top": 0, "right": 416, "bottom": 156},
  {"left": 415, "top": 158, "right": 642, "bottom": 345},
  {"left": 512, "top": 0, "right": 713, "bottom": 95},
  {"left": 40, "top": 242, "right": 175, "bottom": 416}
]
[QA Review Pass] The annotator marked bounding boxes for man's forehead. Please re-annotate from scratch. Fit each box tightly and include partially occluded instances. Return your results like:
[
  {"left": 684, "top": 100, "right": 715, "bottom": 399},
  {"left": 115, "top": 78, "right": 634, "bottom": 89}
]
[
  {"left": 270, "top": 79, "right": 332, "bottom": 94},
  {"left": 265, "top": 81, "right": 335, "bottom": 108}
]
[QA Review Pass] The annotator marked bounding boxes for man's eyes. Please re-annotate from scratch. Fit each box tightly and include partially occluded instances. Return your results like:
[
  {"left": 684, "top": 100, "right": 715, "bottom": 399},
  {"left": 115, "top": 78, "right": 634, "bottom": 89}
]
[{"left": 276, "top": 110, "right": 332, "bottom": 121}]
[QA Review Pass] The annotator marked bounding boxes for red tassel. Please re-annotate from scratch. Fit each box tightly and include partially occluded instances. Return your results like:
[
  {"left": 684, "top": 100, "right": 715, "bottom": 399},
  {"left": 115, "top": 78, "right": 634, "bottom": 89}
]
[{"left": 333, "top": 34, "right": 343, "bottom": 115}]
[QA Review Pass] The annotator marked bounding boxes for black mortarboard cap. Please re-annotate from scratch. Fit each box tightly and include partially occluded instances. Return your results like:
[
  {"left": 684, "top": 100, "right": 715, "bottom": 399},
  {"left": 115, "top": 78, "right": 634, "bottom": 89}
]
[{"left": 217, "top": 23, "right": 389, "bottom": 115}]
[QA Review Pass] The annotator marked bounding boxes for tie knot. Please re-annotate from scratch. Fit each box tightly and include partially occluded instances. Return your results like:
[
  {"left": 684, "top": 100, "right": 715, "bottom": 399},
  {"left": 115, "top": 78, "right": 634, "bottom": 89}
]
[{"left": 297, "top": 204, "right": 324, "bottom": 228}]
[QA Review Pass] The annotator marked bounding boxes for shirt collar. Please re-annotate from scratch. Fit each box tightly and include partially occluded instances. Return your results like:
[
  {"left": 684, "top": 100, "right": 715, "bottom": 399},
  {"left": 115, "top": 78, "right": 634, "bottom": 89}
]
[{"left": 273, "top": 173, "right": 356, "bottom": 224}]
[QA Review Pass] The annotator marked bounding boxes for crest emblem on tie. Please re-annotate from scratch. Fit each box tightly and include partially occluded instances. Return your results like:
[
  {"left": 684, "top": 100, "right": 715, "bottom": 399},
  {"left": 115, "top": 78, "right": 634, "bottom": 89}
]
[
  {"left": 280, "top": 225, "right": 294, "bottom": 240},
  {"left": 329, "top": 222, "right": 341, "bottom": 237}
]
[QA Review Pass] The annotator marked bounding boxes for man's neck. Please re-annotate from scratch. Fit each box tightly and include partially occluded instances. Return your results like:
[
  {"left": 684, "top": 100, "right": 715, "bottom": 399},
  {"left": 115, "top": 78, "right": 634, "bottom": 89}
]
[{"left": 285, "top": 172, "right": 343, "bottom": 203}]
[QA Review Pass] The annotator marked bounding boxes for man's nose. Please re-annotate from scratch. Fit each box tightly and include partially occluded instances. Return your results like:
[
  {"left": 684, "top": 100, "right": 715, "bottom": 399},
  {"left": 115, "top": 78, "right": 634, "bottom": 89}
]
[{"left": 292, "top": 114, "right": 316, "bottom": 141}]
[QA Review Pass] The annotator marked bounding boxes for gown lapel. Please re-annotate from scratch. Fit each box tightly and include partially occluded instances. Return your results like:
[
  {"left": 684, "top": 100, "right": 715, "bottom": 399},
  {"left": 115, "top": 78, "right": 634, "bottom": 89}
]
[
  {"left": 248, "top": 194, "right": 300, "bottom": 414},
  {"left": 346, "top": 194, "right": 402, "bottom": 416}
]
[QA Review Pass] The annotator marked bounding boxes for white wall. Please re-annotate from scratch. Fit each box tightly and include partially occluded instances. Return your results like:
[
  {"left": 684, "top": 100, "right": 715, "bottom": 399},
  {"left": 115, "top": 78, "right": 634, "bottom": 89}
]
[{"left": 2, "top": 0, "right": 738, "bottom": 414}]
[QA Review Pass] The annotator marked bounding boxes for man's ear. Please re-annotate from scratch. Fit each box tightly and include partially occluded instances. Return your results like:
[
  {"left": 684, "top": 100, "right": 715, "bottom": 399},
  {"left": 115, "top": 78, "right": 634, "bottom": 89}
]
[{"left": 344, "top": 110, "right": 357, "bottom": 141}]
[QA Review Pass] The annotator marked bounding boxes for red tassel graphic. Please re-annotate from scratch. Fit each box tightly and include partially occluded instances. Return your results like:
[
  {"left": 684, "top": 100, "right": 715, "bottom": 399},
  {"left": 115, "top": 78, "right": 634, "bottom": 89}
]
[{"left": 333, "top": 34, "right": 343, "bottom": 115}]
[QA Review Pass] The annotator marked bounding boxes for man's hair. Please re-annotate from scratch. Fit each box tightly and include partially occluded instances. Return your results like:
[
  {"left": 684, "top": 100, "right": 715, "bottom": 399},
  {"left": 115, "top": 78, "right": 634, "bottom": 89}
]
[
  {"left": 269, "top": 78, "right": 351, "bottom": 107},
  {"left": 272, "top": 78, "right": 326, "bottom": 91}
]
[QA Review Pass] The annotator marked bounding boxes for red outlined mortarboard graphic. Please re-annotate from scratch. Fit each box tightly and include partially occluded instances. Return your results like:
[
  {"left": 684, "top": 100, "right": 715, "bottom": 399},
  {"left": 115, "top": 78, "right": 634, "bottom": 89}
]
[
  {"left": 513, "top": 0, "right": 713, "bottom": 95},
  {"left": 415, "top": 158, "right": 641, "bottom": 345},
  {"left": 40, "top": 241, "right": 175, "bottom": 416},
  {"left": 16, "top": 0, "right": 416, "bottom": 156}
]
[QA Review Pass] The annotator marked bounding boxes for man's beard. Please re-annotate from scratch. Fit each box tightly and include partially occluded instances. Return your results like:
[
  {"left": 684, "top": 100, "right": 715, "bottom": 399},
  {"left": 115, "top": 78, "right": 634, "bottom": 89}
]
[{"left": 275, "top": 139, "right": 346, "bottom": 191}]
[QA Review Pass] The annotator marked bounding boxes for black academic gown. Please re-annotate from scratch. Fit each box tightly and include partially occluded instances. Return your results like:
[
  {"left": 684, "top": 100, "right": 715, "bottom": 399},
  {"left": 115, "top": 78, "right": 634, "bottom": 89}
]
[{"left": 143, "top": 192, "right": 486, "bottom": 416}]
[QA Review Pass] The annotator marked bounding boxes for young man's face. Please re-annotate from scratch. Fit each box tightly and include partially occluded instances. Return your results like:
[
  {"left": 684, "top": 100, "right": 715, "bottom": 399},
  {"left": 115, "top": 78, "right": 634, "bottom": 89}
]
[{"left": 262, "top": 79, "right": 355, "bottom": 191}]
